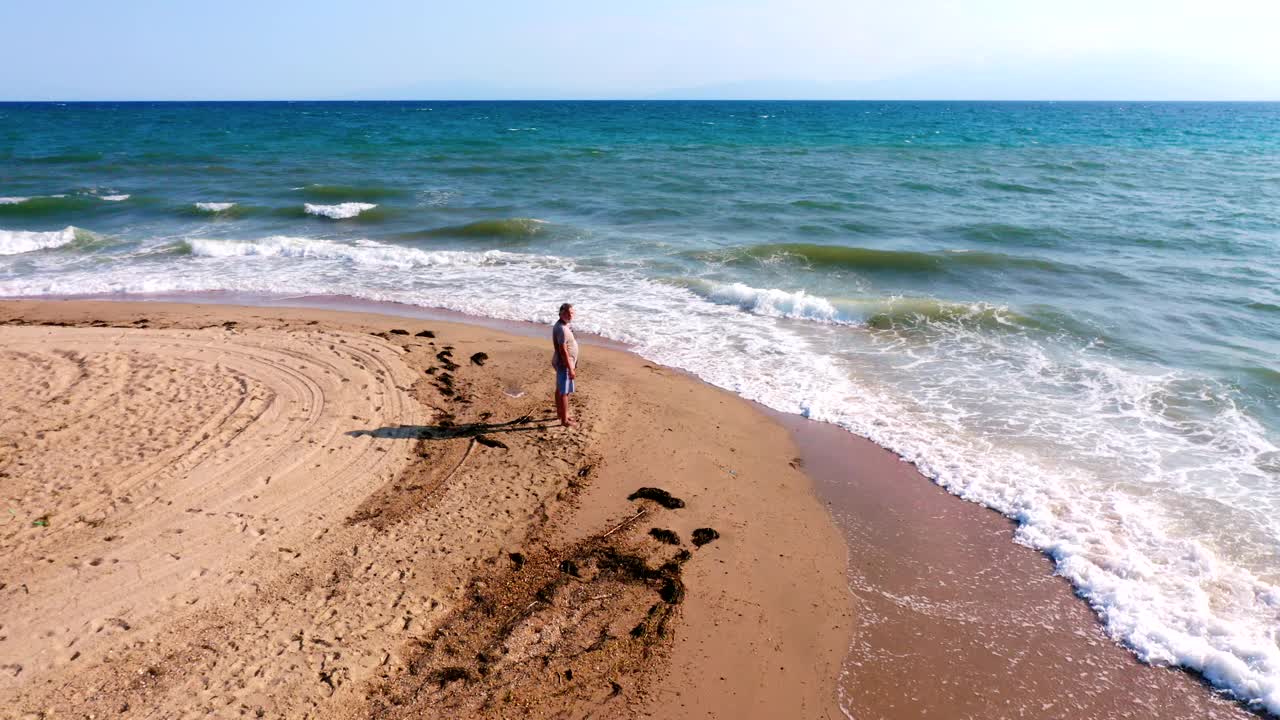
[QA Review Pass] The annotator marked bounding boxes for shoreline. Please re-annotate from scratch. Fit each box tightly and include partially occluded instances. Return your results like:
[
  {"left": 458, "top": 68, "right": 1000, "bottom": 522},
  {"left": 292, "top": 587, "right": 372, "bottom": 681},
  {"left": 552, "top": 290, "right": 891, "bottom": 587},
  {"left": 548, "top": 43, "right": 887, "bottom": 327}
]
[
  {"left": 781, "top": 415, "right": 1261, "bottom": 719},
  {"left": 0, "top": 295, "right": 1266, "bottom": 718}
]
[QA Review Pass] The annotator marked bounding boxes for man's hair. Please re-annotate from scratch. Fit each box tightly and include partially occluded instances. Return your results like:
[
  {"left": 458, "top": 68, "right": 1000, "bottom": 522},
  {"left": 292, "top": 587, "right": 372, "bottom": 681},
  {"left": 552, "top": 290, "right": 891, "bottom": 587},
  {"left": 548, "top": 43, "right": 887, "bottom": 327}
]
[{"left": 559, "top": 303, "right": 573, "bottom": 315}]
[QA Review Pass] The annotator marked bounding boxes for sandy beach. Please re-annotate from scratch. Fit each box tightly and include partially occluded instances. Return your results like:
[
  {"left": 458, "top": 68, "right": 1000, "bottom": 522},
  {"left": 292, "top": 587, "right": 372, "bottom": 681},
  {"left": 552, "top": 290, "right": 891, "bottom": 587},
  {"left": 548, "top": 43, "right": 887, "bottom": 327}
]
[
  {"left": 0, "top": 298, "right": 1265, "bottom": 719},
  {"left": 0, "top": 300, "right": 850, "bottom": 719}
]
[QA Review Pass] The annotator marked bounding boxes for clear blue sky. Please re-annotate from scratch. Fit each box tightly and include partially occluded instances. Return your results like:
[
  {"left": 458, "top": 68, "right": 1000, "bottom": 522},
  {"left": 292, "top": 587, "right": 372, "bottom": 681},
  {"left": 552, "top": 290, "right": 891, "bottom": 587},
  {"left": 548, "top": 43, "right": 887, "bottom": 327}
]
[{"left": 2, "top": 0, "right": 1277, "bottom": 100}]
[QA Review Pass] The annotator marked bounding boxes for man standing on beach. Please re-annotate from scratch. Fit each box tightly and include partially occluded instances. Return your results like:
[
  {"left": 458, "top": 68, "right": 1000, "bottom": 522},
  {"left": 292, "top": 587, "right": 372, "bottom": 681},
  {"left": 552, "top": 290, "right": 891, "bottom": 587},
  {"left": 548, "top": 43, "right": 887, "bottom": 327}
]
[{"left": 552, "top": 303, "right": 578, "bottom": 427}]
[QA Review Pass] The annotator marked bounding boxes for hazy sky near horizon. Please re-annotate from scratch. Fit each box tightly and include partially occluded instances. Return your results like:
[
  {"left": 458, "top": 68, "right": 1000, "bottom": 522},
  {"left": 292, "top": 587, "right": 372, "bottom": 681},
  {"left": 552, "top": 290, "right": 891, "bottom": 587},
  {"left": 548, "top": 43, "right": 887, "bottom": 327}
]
[{"left": 2, "top": 0, "right": 1278, "bottom": 100}]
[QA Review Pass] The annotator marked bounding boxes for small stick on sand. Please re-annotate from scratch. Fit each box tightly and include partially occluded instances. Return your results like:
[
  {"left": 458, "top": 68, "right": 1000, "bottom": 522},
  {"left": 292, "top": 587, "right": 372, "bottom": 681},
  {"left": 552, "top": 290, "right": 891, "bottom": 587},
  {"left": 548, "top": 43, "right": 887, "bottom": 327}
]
[
  {"left": 503, "top": 599, "right": 543, "bottom": 628},
  {"left": 602, "top": 509, "right": 646, "bottom": 539},
  {"left": 440, "top": 438, "right": 477, "bottom": 485}
]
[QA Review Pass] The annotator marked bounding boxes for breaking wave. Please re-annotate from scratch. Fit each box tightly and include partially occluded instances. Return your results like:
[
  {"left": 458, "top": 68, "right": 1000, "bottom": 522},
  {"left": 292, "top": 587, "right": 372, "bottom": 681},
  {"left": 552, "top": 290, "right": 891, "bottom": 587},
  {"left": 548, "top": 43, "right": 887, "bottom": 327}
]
[
  {"left": 195, "top": 202, "right": 237, "bottom": 213},
  {"left": 304, "top": 202, "right": 377, "bottom": 219},
  {"left": 184, "top": 236, "right": 557, "bottom": 270},
  {"left": 702, "top": 281, "right": 847, "bottom": 323},
  {"left": 0, "top": 226, "right": 86, "bottom": 255}
]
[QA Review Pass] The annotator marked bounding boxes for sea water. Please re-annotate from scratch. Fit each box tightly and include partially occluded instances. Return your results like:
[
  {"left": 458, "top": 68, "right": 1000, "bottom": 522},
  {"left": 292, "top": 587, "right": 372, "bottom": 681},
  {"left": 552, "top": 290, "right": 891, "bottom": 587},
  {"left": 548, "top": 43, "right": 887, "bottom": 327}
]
[{"left": 1, "top": 100, "right": 1277, "bottom": 712}]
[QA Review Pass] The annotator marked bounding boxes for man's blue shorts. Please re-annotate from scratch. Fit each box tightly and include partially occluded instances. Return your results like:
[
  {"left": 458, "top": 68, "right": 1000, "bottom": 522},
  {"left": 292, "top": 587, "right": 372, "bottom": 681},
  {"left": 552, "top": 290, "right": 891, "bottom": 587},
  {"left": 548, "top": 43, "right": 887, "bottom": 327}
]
[{"left": 556, "top": 367, "right": 575, "bottom": 395}]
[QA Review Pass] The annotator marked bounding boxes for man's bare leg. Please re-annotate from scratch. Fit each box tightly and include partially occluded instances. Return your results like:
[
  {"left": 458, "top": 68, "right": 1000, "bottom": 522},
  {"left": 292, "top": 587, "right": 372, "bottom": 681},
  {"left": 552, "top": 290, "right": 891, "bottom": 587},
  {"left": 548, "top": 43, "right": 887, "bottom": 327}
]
[{"left": 555, "top": 392, "right": 575, "bottom": 427}]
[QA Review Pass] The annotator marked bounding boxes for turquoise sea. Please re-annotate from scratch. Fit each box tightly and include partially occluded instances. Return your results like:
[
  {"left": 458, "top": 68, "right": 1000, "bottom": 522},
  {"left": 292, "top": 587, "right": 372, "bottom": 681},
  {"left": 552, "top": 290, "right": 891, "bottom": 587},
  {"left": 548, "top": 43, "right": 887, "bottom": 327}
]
[{"left": 1, "top": 101, "right": 1278, "bottom": 712}]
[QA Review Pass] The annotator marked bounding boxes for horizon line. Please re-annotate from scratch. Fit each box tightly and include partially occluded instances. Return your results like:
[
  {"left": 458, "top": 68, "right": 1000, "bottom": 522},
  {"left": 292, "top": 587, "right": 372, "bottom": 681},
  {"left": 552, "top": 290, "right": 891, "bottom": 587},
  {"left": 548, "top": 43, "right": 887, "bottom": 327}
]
[{"left": 3, "top": 97, "right": 1279, "bottom": 104}]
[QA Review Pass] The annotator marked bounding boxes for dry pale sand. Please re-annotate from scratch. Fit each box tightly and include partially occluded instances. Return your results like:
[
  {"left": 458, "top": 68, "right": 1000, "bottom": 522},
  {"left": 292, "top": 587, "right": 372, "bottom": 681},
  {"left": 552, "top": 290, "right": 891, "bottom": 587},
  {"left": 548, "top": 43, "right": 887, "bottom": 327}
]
[{"left": 0, "top": 300, "right": 851, "bottom": 719}]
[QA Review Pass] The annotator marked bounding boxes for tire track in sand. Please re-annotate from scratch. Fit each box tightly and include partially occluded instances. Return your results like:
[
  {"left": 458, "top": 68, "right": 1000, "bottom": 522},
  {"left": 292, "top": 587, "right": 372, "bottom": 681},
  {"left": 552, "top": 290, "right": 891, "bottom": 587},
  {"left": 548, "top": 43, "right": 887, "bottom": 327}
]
[{"left": 0, "top": 325, "right": 422, "bottom": 690}]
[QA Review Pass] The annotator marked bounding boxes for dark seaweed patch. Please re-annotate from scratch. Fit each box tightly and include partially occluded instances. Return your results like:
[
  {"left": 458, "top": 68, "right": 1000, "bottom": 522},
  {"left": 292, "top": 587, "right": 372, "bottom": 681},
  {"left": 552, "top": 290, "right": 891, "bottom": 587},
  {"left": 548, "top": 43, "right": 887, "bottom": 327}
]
[
  {"left": 436, "top": 350, "right": 459, "bottom": 371},
  {"left": 691, "top": 528, "right": 719, "bottom": 547},
  {"left": 627, "top": 487, "right": 685, "bottom": 509},
  {"left": 425, "top": 666, "right": 472, "bottom": 687},
  {"left": 648, "top": 528, "right": 680, "bottom": 545},
  {"left": 658, "top": 578, "right": 684, "bottom": 604}
]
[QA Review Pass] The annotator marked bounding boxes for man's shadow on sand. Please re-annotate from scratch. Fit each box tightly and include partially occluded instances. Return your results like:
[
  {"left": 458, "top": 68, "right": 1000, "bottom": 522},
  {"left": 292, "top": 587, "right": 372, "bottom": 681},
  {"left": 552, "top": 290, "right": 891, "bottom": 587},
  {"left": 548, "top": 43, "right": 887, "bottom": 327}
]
[{"left": 346, "top": 413, "right": 557, "bottom": 441}]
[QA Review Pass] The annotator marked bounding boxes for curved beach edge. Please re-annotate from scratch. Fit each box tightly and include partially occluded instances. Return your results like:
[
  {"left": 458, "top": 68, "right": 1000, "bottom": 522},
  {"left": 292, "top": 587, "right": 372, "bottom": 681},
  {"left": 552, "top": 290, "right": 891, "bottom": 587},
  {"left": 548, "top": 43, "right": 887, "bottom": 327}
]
[{"left": 0, "top": 299, "right": 852, "bottom": 719}]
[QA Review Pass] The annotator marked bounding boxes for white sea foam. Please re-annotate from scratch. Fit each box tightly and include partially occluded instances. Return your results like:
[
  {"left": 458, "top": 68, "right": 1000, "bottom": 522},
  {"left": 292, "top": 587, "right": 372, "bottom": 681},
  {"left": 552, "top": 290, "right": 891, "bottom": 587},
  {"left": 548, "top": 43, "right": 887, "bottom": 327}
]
[
  {"left": 195, "top": 202, "right": 236, "bottom": 212},
  {"left": 1, "top": 239, "right": 1277, "bottom": 712},
  {"left": 0, "top": 226, "right": 79, "bottom": 255},
  {"left": 697, "top": 282, "right": 1012, "bottom": 329},
  {"left": 0, "top": 197, "right": 30, "bottom": 205},
  {"left": 186, "top": 236, "right": 553, "bottom": 271},
  {"left": 99, "top": 194, "right": 130, "bottom": 202},
  {"left": 705, "top": 282, "right": 850, "bottom": 323},
  {"left": 304, "top": 202, "right": 376, "bottom": 219}
]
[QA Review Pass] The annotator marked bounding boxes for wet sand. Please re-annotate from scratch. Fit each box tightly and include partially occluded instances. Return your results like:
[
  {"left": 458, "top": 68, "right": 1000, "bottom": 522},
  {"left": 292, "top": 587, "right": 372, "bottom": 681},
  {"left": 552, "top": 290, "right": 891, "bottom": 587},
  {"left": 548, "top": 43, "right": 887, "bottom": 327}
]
[{"left": 785, "top": 417, "right": 1257, "bottom": 719}]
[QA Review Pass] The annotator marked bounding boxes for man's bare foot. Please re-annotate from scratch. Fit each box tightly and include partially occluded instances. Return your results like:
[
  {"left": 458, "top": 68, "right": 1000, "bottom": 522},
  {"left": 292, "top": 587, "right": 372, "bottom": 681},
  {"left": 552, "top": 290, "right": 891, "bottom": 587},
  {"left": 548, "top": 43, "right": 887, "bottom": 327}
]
[{"left": 562, "top": 418, "right": 578, "bottom": 428}]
